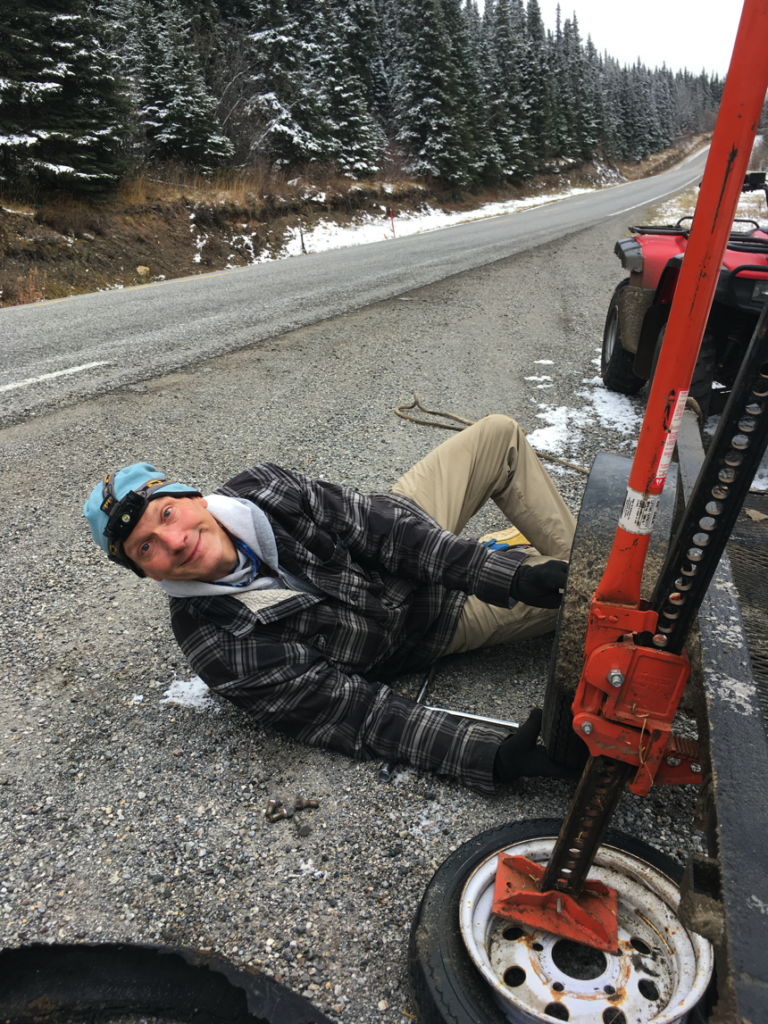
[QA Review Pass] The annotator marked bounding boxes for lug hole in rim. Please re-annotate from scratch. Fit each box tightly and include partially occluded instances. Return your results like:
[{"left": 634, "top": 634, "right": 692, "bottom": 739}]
[
  {"left": 502, "top": 926, "right": 524, "bottom": 941},
  {"left": 629, "top": 936, "right": 652, "bottom": 954},
  {"left": 603, "top": 1010, "right": 627, "bottom": 1024},
  {"left": 638, "top": 978, "right": 660, "bottom": 1001},
  {"left": 503, "top": 966, "right": 526, "bottom": 987},
  {"left": 552, "top": 981, "right": 565, "bottom": 992},
  {"left": 544, "top": 1002, "right": 569, "bottom": 1021},
  {"left": 532, "top": 942, "right": 544, "bottom": 951}
]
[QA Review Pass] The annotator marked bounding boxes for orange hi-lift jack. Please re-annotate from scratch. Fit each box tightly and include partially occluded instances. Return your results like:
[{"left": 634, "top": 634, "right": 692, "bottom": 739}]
[{"left": 492, "top": 0, "right": 768, "bottom": 954}]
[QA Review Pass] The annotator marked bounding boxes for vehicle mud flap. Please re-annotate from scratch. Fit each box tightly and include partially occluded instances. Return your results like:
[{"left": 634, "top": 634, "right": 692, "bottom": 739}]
[
  {"left": 0, "top": 942, "right": 334, "bottom": 1024},
  {"left": 542, "top": 452, "right": 678, "bottom": 768}
]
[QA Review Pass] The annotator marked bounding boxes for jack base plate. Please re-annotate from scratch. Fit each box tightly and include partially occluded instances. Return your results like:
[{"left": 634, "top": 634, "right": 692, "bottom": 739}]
[{"left": 492, "top": 854, "right": 619, "bottom": 953}]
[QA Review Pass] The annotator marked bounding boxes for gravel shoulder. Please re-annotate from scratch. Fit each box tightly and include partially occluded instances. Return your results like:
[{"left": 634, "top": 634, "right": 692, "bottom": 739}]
[{"left": 0, "top": 210, "right": 704, "bottom": 1021}]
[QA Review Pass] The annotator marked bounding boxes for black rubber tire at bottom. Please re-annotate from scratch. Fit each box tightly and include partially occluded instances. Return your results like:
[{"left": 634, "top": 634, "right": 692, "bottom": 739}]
[{"left": 409, "top": 818, "right": 707, "bottom": 1024}]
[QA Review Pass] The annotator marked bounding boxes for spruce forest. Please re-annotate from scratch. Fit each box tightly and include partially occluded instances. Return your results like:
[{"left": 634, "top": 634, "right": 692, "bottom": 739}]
[{"left": 1, "top": 0, "right": 724, "bottom": 197}]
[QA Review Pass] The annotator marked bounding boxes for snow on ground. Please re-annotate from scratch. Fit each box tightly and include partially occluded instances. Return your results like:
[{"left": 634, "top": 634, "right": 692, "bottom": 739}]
[
  {"left": 526, "top": 348, "right": 642, "bottom": 467},
  {"left": 161, "top": 675, "right": 221, "bottom": 711},
  {"left": 223, "top": 186, "right": 592, "bottom": 269}
]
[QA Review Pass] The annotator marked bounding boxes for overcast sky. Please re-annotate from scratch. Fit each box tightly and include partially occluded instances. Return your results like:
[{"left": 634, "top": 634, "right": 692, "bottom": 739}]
[{"left": 535, "top": 1, "right": 743, "bottom": 77}]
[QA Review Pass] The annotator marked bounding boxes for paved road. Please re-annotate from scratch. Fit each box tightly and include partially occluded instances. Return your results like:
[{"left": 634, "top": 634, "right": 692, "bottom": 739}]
[{"left": 0, "top": 147, "right": 708, "bottom": 425}]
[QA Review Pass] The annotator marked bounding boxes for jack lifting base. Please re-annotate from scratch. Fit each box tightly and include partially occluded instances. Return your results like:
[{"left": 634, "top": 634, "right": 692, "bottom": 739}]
[{"left": 492, "top": 854, "right": 619, "bottom": 953}]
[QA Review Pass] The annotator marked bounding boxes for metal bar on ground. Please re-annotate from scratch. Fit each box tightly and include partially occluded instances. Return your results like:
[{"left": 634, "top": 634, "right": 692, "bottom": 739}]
[{"left": 423, "top": 706, "right": 519, "bottom": 729}]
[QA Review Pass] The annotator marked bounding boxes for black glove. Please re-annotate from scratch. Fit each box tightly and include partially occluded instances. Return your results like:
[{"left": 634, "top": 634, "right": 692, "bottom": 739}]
[
  {"left": 494, "top": 709, "right": 581, "bottom": 783},
  {"left": 509, "top": 558, "right": 568, "bottom": 609}
]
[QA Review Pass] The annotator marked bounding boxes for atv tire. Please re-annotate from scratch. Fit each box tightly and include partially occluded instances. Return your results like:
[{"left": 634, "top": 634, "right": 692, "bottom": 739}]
[{"left": 601, "top": 279, "right": 647, "bottom": 395}]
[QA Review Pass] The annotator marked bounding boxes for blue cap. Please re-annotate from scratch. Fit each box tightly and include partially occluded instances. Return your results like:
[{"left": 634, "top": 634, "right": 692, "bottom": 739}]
[{"left": 83, "top": 463, "right": 199, "bottom": 567}]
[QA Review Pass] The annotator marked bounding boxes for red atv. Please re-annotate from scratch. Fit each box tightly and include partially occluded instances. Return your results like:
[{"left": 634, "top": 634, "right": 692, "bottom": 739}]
[{"left": 601, "top": 170, "right": 768, "bottom": 418}]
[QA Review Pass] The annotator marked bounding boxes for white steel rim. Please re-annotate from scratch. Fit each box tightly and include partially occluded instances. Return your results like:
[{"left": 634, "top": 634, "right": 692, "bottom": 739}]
[{"left": 459, "top": 836, "right": 713, "bottom": 1024}]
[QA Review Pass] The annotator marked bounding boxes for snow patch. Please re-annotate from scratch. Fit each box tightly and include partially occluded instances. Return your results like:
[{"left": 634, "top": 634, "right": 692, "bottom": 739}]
[
  {"left": 586, "top": 387, "right": 642, "bottom": 434},
  {"left": 161, "top": 675, "right": 220, "bottom": 711},
  {"left": 527, "top": 405, "right": 594, "bottom": 456}
]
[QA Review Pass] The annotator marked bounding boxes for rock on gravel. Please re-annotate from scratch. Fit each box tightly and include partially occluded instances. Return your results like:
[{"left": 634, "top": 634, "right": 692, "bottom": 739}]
[{"left": 0, "top": 213, "right": 704, "bottom": 1022}]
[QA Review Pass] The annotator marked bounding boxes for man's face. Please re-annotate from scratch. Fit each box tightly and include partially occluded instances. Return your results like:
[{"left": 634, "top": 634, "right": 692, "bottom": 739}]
[{"left": 123, "top": 495, "right": 238, "bottom": 582}]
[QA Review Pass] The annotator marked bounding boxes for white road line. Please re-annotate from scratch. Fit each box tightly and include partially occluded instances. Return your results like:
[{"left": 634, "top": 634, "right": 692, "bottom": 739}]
[
  {"left": 0, "top": 360, "right": 109, "bottom": 393},
  {"left": 609, "top": 172, "right": 705, "bottom": 218}
]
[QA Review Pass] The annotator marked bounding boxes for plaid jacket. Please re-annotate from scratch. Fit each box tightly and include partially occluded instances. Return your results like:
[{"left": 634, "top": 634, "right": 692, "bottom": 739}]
[{"left": 169, "top": 464, "right": 527, "bottom": 794}]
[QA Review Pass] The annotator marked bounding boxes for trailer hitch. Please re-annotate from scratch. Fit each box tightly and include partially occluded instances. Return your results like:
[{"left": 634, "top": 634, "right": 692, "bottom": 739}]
[{"left": 497, "top": 0, "right": 768, "bottom": 953}]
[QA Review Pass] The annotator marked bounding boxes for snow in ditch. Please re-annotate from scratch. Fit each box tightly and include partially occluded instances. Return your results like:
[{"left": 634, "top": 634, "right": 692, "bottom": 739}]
[
  {"left": 221, "top": 185, "right": 591, "bottom": 269},
  {"left": 526, "top": 363, "right": 766, "bottom": 492}
]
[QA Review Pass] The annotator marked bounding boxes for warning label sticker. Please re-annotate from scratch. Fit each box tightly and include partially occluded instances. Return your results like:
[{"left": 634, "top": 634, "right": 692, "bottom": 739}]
[
  {"left": 653, "top": 389, "right": 689, "bottom": 489},
  {"left": 619, "top": 488, "right": 661, "bottom": 536}
]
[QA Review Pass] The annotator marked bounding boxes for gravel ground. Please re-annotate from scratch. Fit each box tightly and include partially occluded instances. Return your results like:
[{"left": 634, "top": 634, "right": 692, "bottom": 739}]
[{"left": 0, "top": 212, "right": 704, "bottom": 1022}]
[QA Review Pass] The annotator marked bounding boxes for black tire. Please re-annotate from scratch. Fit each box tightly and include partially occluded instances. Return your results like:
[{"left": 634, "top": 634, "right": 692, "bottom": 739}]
[
  {"left": 651, "top": 323, "right": 716, "bottom": 421},
  {"left": 409, "top": 819, "right": 697, "bottom": 1024},
  {"left": 601, "top": 280, "right": 647, "bottom": 395},
  {"left": 0, "top": 942, "right": 333, "bottom": 1023}
]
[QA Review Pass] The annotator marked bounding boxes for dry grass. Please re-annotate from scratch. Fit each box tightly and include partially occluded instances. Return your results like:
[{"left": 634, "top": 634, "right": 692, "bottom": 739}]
[
  {"left": 643, "top": 173, "right": 768, "bottom": 229},
  {"left": 33, "top": 200, "right": 106, "bottom": 239},
  {"left": 115, "top": 159, "right": 417, "bottom": 214}
]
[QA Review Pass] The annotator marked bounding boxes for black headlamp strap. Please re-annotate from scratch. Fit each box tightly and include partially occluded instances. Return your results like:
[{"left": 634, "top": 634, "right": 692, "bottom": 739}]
[{"left": 100, "top": 472, "right": 201, "bottom": 572}]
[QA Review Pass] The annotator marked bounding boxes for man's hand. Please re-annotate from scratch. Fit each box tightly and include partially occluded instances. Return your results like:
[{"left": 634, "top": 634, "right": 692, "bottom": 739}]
[{"left": 509, "top": 558, "right": 568, "bottom": 609}]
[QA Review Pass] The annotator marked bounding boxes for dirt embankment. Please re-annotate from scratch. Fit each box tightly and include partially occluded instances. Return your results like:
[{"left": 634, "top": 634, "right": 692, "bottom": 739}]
[{"left": 0, "top": 134, "right": 710, "bottom": 307}]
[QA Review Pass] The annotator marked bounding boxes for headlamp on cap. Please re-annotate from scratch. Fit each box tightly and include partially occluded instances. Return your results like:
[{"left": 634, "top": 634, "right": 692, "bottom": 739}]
[{"left": 99, "top": 472, "right": 200, "bottom": 576}]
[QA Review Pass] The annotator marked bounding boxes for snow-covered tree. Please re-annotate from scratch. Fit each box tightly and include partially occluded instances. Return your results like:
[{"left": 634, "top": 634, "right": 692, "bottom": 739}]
[
  {"left": 231, "top": 0, "right": 331, "bottom": 166},
  {"left": 390, "top": 0, "right": 473, "bottom": 184},
  {"left": 315, "top": 0, "right": 384, "bottom": 176},
  {"left": 0, "top": 0, "right": 130, "bottom": 193},
  {"left": 121, "top": 0, "right": 232, "bottom": 167}
]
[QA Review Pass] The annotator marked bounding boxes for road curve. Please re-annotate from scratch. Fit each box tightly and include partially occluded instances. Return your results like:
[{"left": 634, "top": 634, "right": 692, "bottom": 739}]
[{"left": 0, "top": 147, "right": 708, "bottom": 425}]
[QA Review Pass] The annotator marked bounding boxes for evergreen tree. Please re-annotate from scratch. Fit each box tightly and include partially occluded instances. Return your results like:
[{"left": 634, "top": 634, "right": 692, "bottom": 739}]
[
  {"left": 549, "top": 5, "right": 572, "bottom": 156},
  {"left": 463, "top": 0, "right": 504, "bottom": 184},
  {"left": 123, "top": 0, "right": 232, "bottom": 167},
  {"left": 316, "top": 0, "right": 384, "bottom": 176},
  {"left": 390, "top": 0, "right": 472, "bottom": 185},
  {"left": 524, "top": 0, "right": 552, "bottom": 163},
  {"left": 485, "top": 0, "right": 526, "bottom": 178},
  {"left": 0, "top": 0, "right": 130, "bottom": 193},
  {"left": 238, "top": 0, "right": 330, "bottom": 166}
]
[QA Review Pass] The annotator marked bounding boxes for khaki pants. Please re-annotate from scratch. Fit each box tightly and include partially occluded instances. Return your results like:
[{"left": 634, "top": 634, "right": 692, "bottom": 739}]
[{"left": 391, "top": 414, "right": 576, "bottom": 653}]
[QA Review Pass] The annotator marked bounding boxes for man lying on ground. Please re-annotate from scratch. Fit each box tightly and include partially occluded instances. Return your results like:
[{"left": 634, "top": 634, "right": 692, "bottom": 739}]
[{"left": 84, "top": 415, "right": 576, "bottom": 795}]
